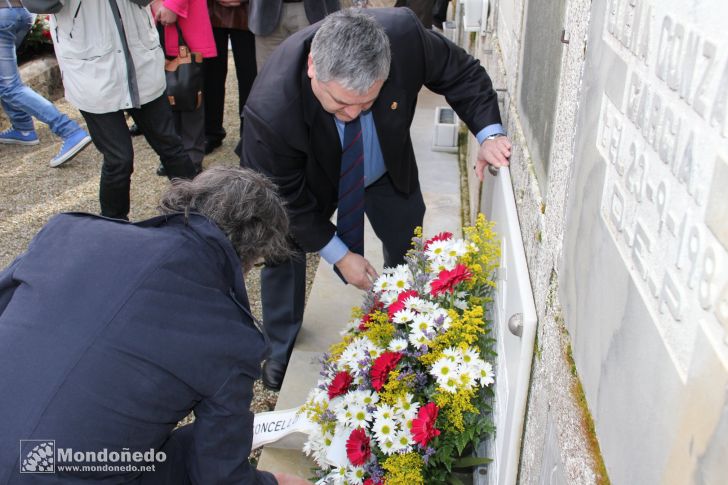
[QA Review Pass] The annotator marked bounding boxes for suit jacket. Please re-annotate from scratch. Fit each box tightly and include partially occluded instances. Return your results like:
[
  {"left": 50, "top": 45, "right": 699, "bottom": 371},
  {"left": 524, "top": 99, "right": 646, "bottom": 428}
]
[
  {"left": 248, "top": 0, "right": 340, "bottom": 36},
  {"left": 241, "top": 8, "right": 501, "bottom": 253},
  {"left": 0, "top": 213, "right": 274, "bottom": 485}
]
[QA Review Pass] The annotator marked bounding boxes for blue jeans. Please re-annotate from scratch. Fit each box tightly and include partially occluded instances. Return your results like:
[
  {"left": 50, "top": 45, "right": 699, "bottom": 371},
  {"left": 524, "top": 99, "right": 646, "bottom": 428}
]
[{"left": 0, "top": 8, "right": 80, "bottom": 138}]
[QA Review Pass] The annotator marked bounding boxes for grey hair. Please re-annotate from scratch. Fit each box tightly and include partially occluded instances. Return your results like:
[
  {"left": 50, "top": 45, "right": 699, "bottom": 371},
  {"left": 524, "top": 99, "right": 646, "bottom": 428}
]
[
  {"left": 310, "top": 9, "right": 391, "bottom": 94},
  {"left": 159, "top": 166, "right": 292, "bottom": 267}
]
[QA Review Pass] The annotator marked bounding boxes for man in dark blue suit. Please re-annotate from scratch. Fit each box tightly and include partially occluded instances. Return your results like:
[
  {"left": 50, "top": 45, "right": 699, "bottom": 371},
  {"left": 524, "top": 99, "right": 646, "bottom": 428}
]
[
  {"left": 0, "top": 167, "right": 310, "bottom": 485},
  {"left": 241, "top": 8, "right": 512, "bottom": 390}
]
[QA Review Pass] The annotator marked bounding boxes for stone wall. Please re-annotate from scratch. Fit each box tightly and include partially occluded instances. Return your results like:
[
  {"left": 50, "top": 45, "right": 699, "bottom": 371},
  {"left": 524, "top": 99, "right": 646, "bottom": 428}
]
[{"left": 461, "top": 0, "right": 728, "bottom": 483}]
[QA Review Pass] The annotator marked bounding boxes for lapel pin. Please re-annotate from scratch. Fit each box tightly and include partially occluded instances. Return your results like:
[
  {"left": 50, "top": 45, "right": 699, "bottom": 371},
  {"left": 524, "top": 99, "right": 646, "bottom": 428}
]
[{"left": 390, "top": 101, "right": 398, "bottom": 110}]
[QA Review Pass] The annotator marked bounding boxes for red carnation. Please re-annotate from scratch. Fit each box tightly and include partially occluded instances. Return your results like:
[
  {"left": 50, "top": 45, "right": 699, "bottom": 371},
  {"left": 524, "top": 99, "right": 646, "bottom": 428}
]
[
  {"left": 328, "top": 371, "right": 353, "bottom": 399},
  {"left": 411, "top": 402, "right": 441, "bottom": 447},
  {"left": 387, "top": 290, "right": 419, "bottom": 319},
  {"left": 370, "top": 352, "right": 402, "bottom": 391},
  {"left": 346, "top": 428, "right": 371, "bottom": 466},
  {"left": 424, "top": 231, "right": 453, "bottom": 250},
  {"left": 429, "top": 264, "right": 473, "bottom": 297},
  {"left": 364, "top": 479, "right": 385, "bottom": 485}
]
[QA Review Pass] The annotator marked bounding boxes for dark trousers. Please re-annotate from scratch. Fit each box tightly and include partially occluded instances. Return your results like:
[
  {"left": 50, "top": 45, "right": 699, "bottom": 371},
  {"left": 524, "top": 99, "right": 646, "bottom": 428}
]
[
  {"left": 261, "top": 174, "right": 426, "bottom": 365},
  {"left": 203, "top": 28, "right": 256, "bottom": 145},
  {"left": 81, "top": 94, "right": 197, "bottom": 220}
]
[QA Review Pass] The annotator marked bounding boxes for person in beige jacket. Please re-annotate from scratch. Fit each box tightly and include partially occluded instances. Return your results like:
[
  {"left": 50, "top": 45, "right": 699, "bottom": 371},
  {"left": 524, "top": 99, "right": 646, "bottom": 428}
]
[{"left": 50, "top": 0, "right": 197, "bottom": 220}]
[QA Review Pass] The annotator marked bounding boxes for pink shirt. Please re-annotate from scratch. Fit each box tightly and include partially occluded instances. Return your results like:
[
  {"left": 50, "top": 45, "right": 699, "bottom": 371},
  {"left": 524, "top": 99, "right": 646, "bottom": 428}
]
[{"left": 157, "top": 0, "right": 217, "bottom": 58}]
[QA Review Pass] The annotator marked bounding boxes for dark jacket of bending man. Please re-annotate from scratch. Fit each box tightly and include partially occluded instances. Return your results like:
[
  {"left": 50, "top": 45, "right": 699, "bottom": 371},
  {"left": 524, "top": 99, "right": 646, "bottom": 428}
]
[{"left": 0, "top": 168, "right": 311, "bottom": 485}]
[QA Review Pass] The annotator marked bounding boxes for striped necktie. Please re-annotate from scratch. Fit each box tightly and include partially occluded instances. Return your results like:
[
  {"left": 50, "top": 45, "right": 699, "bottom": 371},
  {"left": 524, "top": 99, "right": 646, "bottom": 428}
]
[{"left": 336, "top": 117, "right": 365, "bottom": 256}]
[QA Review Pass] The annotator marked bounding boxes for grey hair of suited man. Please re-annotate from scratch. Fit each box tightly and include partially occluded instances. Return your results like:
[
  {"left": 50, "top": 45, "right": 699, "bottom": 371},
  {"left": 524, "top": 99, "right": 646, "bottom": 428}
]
[
  {"left": 310, "top": 8, "right": 391, "bottom": 94},
  {"left": 158, "top": 167, "right": 293, "bottom": 267}
]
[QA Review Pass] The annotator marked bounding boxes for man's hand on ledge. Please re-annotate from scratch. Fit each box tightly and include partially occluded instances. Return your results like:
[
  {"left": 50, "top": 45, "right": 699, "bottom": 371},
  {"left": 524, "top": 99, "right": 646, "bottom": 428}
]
[
  {"left": 335, "top": 251, "right": 378, "bottom": 291},
  {"left": 475, "top": 135, "right": 512, "bottom": 181}
]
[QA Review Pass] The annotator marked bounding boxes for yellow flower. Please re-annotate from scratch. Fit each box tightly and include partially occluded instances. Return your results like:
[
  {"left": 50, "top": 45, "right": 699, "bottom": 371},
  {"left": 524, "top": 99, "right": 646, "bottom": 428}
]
[
  {"left": 381, "top": 452, "right": 424, "bottom": 485},
  {"left": 433, "top": 388, "right": 477, "bottom": 432},
  {"left": 362, "top": 310, "right": 396, "bottom": 348},
  {"left": 379, "top": 370, "right": 415, "bottom": 405}
]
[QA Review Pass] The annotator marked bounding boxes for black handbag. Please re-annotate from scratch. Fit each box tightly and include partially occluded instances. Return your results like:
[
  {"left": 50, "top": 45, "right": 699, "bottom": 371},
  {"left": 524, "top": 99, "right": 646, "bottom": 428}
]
[
  {"left": 164, "top": 25, "right": 203, "bottom": 112},
  {"left": 20, "top": 0, "right": 65, "bottom": 14}
]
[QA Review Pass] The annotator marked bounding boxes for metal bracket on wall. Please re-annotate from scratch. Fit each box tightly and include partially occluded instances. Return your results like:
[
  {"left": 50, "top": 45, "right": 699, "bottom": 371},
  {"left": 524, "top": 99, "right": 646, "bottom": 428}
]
[{"left": 560, "top": 29, "right": 570, "bottom": 44}]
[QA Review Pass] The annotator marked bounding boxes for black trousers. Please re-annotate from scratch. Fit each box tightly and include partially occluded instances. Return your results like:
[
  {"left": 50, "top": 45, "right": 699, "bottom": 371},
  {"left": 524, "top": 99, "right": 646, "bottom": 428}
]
[
  {"left": 203, "top": 27, "right": 256, "bottom": 145},
  {"left": 261, "top": 174, "right": 426, "bottom": 365},
  {"left": 81, "top": 94, "right": 196, "bottom": 220}
]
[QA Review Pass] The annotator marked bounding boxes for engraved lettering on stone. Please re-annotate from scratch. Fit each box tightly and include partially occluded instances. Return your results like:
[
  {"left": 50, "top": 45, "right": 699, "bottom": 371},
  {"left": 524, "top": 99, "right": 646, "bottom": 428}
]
[
  {"left": 676, "top": 131, "right": 697, "bottom": 200},
  {"left": 693, "top": 41, "right": 716, "bottom": 119},
  {"left": 597, "top": 2, "right": 728, "bottom": 372},
  {"left": 611, "top": 186, "right": 626, "bottom": 233},
  {"left": 710, "top": 61, "right": 728, "bottom": 138},
  {"left": 620, "top": 0, "right": 637, "bottom": 49},
  {"left": 632, "top": 221, "right": 652, "bottom": 282},
  {"left": 686, "top": 224, "right": 701, "bottom": 290},
  {"left": 656, "top": 181, "right": 668, "bottom": 233},
  {"left": 658, "top": 106, "right": 679, "bottom": 167},
  {"left": 656, "top": 16, "right": 673, "bottom": 83},
  {"left": 660, "top": 271, "right": 684, "bottom": 321},
  {"left": 609, "top": 118, "right": 622, "bottom": 166},
  {"left": 699, "top": 246, "right": 716, "bottom": 311},
  {"left": 666, "top": 22, "right": 685, "bottom": 92},
  {"left": 625, "top": 143, "right": 647, "bottom": 202},
  {"left": 647, "top": 92, "right": 662, "bottom": 147},
  {"left": 679, "top": 31, "right": 700, "bottom": 103},
  {"left": 605, "top": 0, "right": 649, "bottom": 62}
]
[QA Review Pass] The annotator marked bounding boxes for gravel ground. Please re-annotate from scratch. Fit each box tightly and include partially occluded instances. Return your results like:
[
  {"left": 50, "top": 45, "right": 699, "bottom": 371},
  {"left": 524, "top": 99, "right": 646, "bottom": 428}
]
[{"left": 0, "top": 57, "right": 319, "bottom": 457}]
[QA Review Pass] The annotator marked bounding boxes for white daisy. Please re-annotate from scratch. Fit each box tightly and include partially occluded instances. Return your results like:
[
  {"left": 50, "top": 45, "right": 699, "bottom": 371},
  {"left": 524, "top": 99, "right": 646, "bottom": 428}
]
[
  {"left": 412, "top": 314, "right": 435, "bottom": 334},
  {"left": 446, "top": 239, "right": 468, "bottom": 258},
  {"left": 372, "top": 417, "right": 397, "bottom": 442},
  {"left": 431, "top": 357, "right": 455, "bottom": 381},
  {"left": 387, "top": 338, "right": 408, "bottom": 352},
  {"left": 392, "top": 308, "right": 416, "bottom": 324},
  {"left": 331, "top": 466, "right": 348, "bottom": 484},
  {"left": 442, "top": 347, "right": 462, "bottom": 363},
  {"left": 378, "top": 438, "right": 398, "bottom": 455},
  {"left": 476, "top": 360, "right": 495, "bottom": 387},
  {"left": 379, "top": 290, "right": 399, "bottom": 305},
  {"left": 390, "top": 265, "right": 412, "bottom": 291},
  {"left": 347, "top": 466, "right": 367, "bottom": 485},
  {"left": 392, "top": 430, "right": 414, "bottom": 453},
  {"left": 408, "top": 330, "right": 431, "bottom": 348},
  {"left": 373, "top": 274, "right": 395, "bottom": 294},
  {"left": 372, "top": 403, "right": 395, "bottom": 421},
  {"left": 458, "top": 368, "right": 477, "bottom": 390},
  {"left": 425, "top": 239, "right": 450, "bottom": 260},
  {"left": 439, "top": 375, "right": 460, "bottom": 393},
  {"left": 462, "top": 348, "right": 480, "bottom": 365},
  {"left": 360, "top": 390, "right": 379, "bottom": 406},
  {"left": 403, "top": 296, "right": 428, "bottom": 312},
  {"left": 348, "top": 405, "right": 371, "bottom": 428}
]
